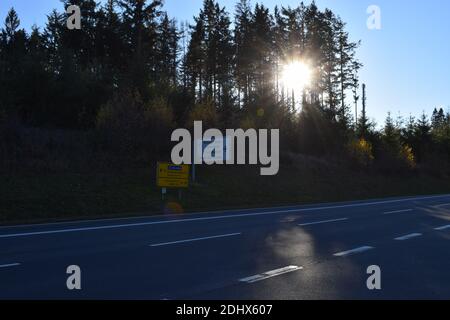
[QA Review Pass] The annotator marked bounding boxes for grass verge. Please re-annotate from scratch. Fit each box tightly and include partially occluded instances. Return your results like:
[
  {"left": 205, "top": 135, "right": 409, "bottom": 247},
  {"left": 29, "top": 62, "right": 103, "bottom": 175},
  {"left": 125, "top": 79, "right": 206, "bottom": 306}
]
[{"left": 2, "top": 161, "right": 450, "bottom": 225}]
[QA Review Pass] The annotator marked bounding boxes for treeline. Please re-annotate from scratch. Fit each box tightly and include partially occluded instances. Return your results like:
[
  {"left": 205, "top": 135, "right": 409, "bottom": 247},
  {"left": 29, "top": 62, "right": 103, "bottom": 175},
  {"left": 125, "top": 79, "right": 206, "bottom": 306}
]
[{"left": 0, "top": 0, "right": 449, "bottom": 176}]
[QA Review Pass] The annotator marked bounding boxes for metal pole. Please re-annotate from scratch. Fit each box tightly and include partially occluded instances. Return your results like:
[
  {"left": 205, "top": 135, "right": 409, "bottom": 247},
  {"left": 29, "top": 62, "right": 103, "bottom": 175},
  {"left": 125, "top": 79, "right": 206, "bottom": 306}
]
[{"left": 192, "top": 142, "right": 196, "bottom": 183}]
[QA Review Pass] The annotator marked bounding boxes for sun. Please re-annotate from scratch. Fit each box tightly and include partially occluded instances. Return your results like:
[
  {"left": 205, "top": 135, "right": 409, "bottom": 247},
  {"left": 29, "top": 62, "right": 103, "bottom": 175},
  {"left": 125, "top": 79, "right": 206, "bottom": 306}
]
[{"left": 281, "top": 61, "right": 312, "bottom": 93}]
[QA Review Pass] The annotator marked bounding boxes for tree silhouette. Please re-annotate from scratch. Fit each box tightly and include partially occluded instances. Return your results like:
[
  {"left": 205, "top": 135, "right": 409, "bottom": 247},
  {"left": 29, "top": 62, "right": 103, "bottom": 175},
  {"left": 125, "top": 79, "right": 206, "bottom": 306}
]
[{"left": 0, "top": 1, "right": 449, "bottom": 176}]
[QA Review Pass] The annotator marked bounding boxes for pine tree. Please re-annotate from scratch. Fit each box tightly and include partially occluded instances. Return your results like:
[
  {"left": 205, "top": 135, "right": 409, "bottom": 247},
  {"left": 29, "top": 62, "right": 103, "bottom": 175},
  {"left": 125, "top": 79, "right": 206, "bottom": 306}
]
[
  {"left": 251, "top": 4, "right": 274, "bottom": 97},
  {"left": 179, "top": 20, "right": 189, "bottom": 90},
  {"left": 234, "top": 0, "right": 253, "bottom": 107},
  {"left": 43, "top": 10, "right": 65, "bottom": 74},
  {"left": 357, "top": 83, "right": 370, "bottom": 138},
  {"left": 383, "top": 112, "right": 400, "bottom": 147},
  {"left": 96, "top": 0, "right": 126, "bottom": 80},
  {"left": 4, "top": 8, "right": 20, "bottom": 42},
  {"left": 0, "top": 0, "right": 378, "bottom": 160},
  {"left": 431, "top": 107, "right": 445, "bottom": 130},
  {"left": 20, "top": 25, "right": 53, "bottom": 124},
  {"left": 402, "top": 115, "right": 416, "bottom": 149},
  {"left": 351, "top": 62, "right": 360, "bottom": 124},
  {"left": 185, "top": 15, "right": 206, "bottom": 101},
  {"left": 334, "top": 17, "right": 361, "bottom": 122},
  {"left": 1, "top": 8, "right": 27, "bottom": 117},
  {"left": 321, "top": 9, "right": 338, "bottom": 113},
  {"left": 414, "top": 112, "right": 432, "bottom": 162},
  {"left": 119, "top": 0, "right": 163, "bottom": 95},
  {"left": 156, "top": 13, "right": 179, "bottom": 88},
  {"left": 215, "top": 5, "right": 234, "bottom": 111}
]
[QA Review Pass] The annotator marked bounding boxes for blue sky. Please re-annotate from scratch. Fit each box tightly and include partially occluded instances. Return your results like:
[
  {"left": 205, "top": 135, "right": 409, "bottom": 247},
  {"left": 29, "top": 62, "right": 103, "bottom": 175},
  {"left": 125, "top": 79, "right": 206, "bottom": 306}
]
[{"left": 1, "top": 0, "right": 450, "bottom": 125}]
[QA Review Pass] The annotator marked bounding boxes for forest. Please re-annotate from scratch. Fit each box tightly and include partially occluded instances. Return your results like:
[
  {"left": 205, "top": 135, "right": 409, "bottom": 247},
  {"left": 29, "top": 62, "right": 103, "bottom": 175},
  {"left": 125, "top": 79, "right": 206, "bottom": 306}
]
[{"left": 1, "top": 0, "right": 450, "bottom": 179}]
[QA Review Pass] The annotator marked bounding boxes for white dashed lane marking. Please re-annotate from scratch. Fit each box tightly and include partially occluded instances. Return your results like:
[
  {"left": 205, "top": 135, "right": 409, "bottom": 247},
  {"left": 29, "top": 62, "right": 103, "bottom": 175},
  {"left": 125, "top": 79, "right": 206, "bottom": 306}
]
[
  {"left": 0, "top": 263, "right": 21, "bottom": 269},
  {"left": 382, "top": 209, "right": 413, "bottom": 215},
  {"left": 394, "top": 233, "right": 422, "bottom": 241},
  {"left": 149, "top": 233, "right": 241, "bottom": 247},
  {"left": 434, "top": 225, "right": 450, "bottom": 231},
  {"left": 298, "top": 218, "right": 349, "bottom": 227},
  {"left": 333, "top": 246, "right": 375, "bottom": 257},
  {"left": 239, "top": 266, "right": 303, "bottom": 284}
]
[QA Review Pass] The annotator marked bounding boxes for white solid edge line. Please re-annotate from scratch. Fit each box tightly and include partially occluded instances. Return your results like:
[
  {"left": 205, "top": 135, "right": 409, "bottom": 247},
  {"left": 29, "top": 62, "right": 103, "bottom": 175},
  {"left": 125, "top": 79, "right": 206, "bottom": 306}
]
[
  {"left": 3, "top": 194, "right": 448, "bottom": 231},
  {"left": 1, "top": 194, "right": 449, "bottom": 239},
  {"left": 434, "top": 225, "right": 450, "bottom": 231},
  {"left": 239, "top": 266, "right": 302, "bottom": 284},
  {"left": 0, "top": 263, "right": 21, "bottom": 268},
  {"left": 382, "top": 209, "right": 413, "bottom": 215},
  {"left": 149, "top": 233, "right": 241, "bottom": 247},
  {"left": 333, "top": 246, "right": 374, "bottom": 257},
  {"left": 394, "top": 233, "right": 422, "bottom": 241},
  {"left": 298, "top": 217, "right": 348, "bottom": 226}
]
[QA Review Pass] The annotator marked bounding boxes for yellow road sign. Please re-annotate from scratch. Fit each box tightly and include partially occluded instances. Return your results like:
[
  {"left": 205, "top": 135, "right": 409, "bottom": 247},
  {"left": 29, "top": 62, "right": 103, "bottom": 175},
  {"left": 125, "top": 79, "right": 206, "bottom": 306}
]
[{"left": 157, "top": 162, "right": 190, "bottom": 188}]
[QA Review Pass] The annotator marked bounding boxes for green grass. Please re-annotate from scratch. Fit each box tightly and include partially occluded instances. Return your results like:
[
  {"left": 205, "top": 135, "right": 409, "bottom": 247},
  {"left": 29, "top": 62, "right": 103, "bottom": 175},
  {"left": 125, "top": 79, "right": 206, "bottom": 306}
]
[{"left": 2, "top": 160, "right": 450, "bottom": 225}]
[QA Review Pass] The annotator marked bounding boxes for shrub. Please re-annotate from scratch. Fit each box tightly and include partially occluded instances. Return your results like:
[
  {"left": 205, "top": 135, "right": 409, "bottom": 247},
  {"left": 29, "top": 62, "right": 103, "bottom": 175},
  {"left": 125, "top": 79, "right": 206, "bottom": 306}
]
[
  {"left": 347, "top": 138, "right": 375, "bottom": 169},
  {"left": 187, "top": 99, "right": 218, "bottom": 129},
  {"left": 400, "top": 144, "right": 416, "bottom": 170},
  {"left": 376, "top": 142, "right": 416, "bottom": 174},
  {"left": 96, "top": 91, "right": 174, "bottom": 161}
]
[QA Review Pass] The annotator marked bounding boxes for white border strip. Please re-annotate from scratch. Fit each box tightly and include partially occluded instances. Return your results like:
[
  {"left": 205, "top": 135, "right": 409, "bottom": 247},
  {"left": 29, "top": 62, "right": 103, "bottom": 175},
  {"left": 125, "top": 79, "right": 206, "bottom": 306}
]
[
  {"left": 1, "top": 194, "right": 449, "bottom": 238},
  {"left": 3, "top": 194, "right": 447, "bottom": 230},
  {"left": 239, "top": 266, "right": 302, "bottom": 283}
]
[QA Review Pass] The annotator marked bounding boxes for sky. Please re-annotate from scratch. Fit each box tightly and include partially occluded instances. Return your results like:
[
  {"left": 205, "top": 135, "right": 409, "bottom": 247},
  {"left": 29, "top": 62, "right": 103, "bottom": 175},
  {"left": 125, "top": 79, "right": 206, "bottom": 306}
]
[{"left": 1, "top": 0, "right": 450, "bottom": 125}]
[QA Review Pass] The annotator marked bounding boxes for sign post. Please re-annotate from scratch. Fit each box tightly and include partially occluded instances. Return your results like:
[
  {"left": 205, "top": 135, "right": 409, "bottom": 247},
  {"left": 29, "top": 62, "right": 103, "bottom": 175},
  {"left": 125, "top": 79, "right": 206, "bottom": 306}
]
[
  {"left": 192, "top": 136, "right": 230, "bottom": 184},
  {"left": 156, "top": 162, "right": 190, "bottom": 200},
  {"left": 191, "top": 142, "right": 196, "bottom": 183}
]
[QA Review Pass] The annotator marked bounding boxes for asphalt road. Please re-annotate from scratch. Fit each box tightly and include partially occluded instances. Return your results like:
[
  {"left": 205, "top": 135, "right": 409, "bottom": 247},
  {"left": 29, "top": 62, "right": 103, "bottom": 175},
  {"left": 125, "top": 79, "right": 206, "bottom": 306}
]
[{"left": 1, "top": 194, "right": 450, "bottom": 300}]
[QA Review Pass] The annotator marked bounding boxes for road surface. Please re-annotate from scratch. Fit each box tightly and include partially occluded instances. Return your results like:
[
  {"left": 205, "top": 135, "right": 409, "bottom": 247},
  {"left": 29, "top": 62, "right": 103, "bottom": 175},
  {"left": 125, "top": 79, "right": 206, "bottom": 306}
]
[{"left": 1, "top": 194, "right": 450, "bottom": 299}]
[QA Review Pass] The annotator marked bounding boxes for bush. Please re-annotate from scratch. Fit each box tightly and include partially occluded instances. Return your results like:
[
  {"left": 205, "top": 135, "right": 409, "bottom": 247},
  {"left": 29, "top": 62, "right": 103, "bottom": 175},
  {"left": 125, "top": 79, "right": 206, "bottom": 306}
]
[
  {"left": 400, "top": 144, "right": 416, "bottom": 170},
  {"left": 347, "top": 138, "right": 374, "bottom": 169},
  {"left": 417, "top": 151, "right": 449, "bottom": 177},
  {"left": 376, "top": 142, "right": 416, "bottom": 174},
  {"left": 187, "top": 99, "right": 218, "bottom": 129},
  {"left": 96, "top": 90, "right": 175, "bottom": 161},
  {"left": 0, "top": 119, "right": 92, "bottom": 173}
]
